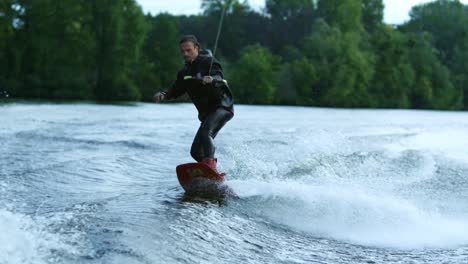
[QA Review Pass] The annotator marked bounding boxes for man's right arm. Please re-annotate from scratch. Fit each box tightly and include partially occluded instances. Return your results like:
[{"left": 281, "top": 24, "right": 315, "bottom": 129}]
[{"left": 154, "top": 71, "right": 186, "bottom": 102}]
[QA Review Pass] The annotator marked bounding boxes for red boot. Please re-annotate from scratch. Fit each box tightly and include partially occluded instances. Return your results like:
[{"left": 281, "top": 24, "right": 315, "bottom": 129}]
[{"left": 202, "top": 158, "right": 225, "bottom": 177}]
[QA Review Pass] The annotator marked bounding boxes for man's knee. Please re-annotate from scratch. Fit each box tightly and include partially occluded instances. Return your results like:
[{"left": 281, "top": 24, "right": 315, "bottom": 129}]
[
  {"left": 190, "top": 145, "right": 203, "bottom": 162},
  {"left": 198, "top": 126, "right": 212, "bottom": 139}
]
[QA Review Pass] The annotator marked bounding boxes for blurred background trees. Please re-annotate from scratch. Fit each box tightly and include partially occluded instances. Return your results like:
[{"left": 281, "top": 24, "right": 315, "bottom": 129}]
[{"left": 0, "top": 0, "right": 467, "bottom": 109}]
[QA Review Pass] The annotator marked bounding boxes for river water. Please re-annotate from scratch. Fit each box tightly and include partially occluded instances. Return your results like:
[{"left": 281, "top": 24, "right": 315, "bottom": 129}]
[{"left": 1, "top": 102, "right": 468, "bottom": 264}]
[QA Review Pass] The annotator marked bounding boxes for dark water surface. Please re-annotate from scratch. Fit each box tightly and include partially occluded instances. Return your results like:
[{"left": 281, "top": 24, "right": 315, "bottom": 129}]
[{"left": 1, "top": 102, "right": 468, "bottom": 263}]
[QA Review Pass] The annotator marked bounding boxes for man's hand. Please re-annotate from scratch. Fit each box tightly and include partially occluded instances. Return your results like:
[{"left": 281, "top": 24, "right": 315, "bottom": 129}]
[
  {"left": 202, "top": 76, "right": 214, "bottom": 85},
  {"left": 153, "top": 92, "right": 166, "bottom": 102}
]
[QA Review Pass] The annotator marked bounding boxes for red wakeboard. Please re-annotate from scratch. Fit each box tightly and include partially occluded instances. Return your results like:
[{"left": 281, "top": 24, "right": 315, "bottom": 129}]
[{"left": 176, "top": 163, "right": 236, "bottom": 197}]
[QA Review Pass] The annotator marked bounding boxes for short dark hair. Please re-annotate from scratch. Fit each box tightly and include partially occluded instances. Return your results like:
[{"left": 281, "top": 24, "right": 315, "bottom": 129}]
[{"left": 179, "top": 35, "right": 200, "bottom": 49}]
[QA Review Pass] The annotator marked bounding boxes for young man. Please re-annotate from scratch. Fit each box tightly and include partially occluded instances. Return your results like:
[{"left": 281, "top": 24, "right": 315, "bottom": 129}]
[{"left": 154, "top": 35, "right": 234, "bottom": 175}]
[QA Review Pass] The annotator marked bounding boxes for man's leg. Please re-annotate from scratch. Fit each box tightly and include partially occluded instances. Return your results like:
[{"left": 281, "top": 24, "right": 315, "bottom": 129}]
[
  {"left": 190, "top": 108, "right": 233, "bottom": 169},
  {"left": 190, "top": 133, "right": 204, "bottom": 162}
]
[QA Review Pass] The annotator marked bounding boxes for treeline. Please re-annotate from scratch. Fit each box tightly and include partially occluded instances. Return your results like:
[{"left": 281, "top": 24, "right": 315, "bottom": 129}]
[{"left": 0, "top": 0, "right": 467, "bottom": 109}]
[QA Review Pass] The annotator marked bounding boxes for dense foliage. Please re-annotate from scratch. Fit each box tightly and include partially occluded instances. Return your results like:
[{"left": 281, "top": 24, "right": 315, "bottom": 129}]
[{"left": 0, "top": 0, "right": 467, "bottom": 109}]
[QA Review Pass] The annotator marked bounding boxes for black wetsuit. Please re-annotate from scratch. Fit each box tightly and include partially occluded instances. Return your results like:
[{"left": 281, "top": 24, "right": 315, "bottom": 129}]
[{"left": 164, "top": 50, "right": 234, "bottom": 162}]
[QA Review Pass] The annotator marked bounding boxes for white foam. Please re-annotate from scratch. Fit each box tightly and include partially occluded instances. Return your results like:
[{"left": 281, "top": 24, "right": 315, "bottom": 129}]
[
  {"left": 385, "top": 129, "right": 468, "bottom": 163},
  {"left": 0, "top": 209, "right": 82, "bottom": 264},
  {"left": 230, "top": 180, "right": 468, "bottom": 249},
  {"left": 0, "top": 209, "right": 49, "bottom": 264},
  {"left": 223, "top": 108, "right": 468, "bottom": 250}
]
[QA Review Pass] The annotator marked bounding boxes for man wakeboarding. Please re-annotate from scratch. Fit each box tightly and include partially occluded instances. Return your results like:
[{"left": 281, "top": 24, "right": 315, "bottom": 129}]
[{"left": 153, "top": 35, "right": 234, "bottom": 178}]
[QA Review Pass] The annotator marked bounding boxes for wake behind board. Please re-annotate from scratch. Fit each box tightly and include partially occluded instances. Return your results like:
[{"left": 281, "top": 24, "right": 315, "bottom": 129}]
[{"left": 176, "top": 163, "right": 237, "bottom": 198}]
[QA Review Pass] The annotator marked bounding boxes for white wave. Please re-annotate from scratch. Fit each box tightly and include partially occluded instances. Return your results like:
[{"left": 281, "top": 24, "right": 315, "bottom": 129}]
[
  {"left": 230, "top": 180, "right": 468, "bottom": 249},
  {"left": 385, "top": 129, "right": 468, "bottom": 163},
  {"left": 0, "top": 209, "right": 82, "bottom": 264}
]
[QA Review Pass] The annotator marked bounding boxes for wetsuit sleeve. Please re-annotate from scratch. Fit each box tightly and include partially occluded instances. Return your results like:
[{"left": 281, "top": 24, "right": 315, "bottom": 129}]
[
  {"left": 164, "top": 71, "right": 186, "bottom": 100},
  {"left": 207, "top": 59, "right": 224, "bottom": 81}
]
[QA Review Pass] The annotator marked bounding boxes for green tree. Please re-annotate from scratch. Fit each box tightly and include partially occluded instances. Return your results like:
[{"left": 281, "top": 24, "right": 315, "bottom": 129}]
[
  {"left": 42, "top": 0, "right": 95, "bottom": 99},
  {"left": 402, "top": 0, "right": 468, "bottom": 108},
  {"left": 8, "top": 0, "right": 96, "bottom": 99},
  {"left": 116, "top": 0, "right": 146, "bottom": 99},
  {"left": 139, "top": 13, "right": 180, "bottom": 101},
  {"left": 228, "top": 44, "right": 280, "bottom": 104},
  {"left": 0, "top": 0, "right": 18, "bottom": 95},
  {"left": 362, "top": 0, "right": 384, "bottom": 32},
  {"left": 406, "top": 33, "right": 461, "bottom": 109},
  {"left": 302, "top": 19, "right": 374, "bottom": 107},
  {"left": 277, "top": 55, "right": 318, "bottom": 105},
  {"left": 265, "top": 0, "right": 316, "bottom": 53},
  {"left": 11, "top": 0, "right": 60, "bottom": 98},
  {"left": 290, "top": 57, "right": 318, "bottom": 104},
  {"left": 91, "top": 0, "right": 144, "bottom": 101},
  {"left": 201, "top": 0, "right": 264, "bottom": 59},
  {"left": 1, "top": 0, "right": 466, "bottom": 110},
  {"left": 368, "top": 25, "right": 413, "bottom": 107},
  {"left": 317, "top": 0, "right": 363, "bottom": 33}
]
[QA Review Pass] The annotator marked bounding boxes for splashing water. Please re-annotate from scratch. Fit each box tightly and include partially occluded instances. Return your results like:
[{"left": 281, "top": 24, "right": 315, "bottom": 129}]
[{"left": 1, "top": 103, "right": 468, "bottom": 263}]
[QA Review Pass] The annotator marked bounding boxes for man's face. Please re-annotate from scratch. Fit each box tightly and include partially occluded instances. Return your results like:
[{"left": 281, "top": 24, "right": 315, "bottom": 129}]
[{"left": 180, "top": 41, "right": 199, "bottom": 63}]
